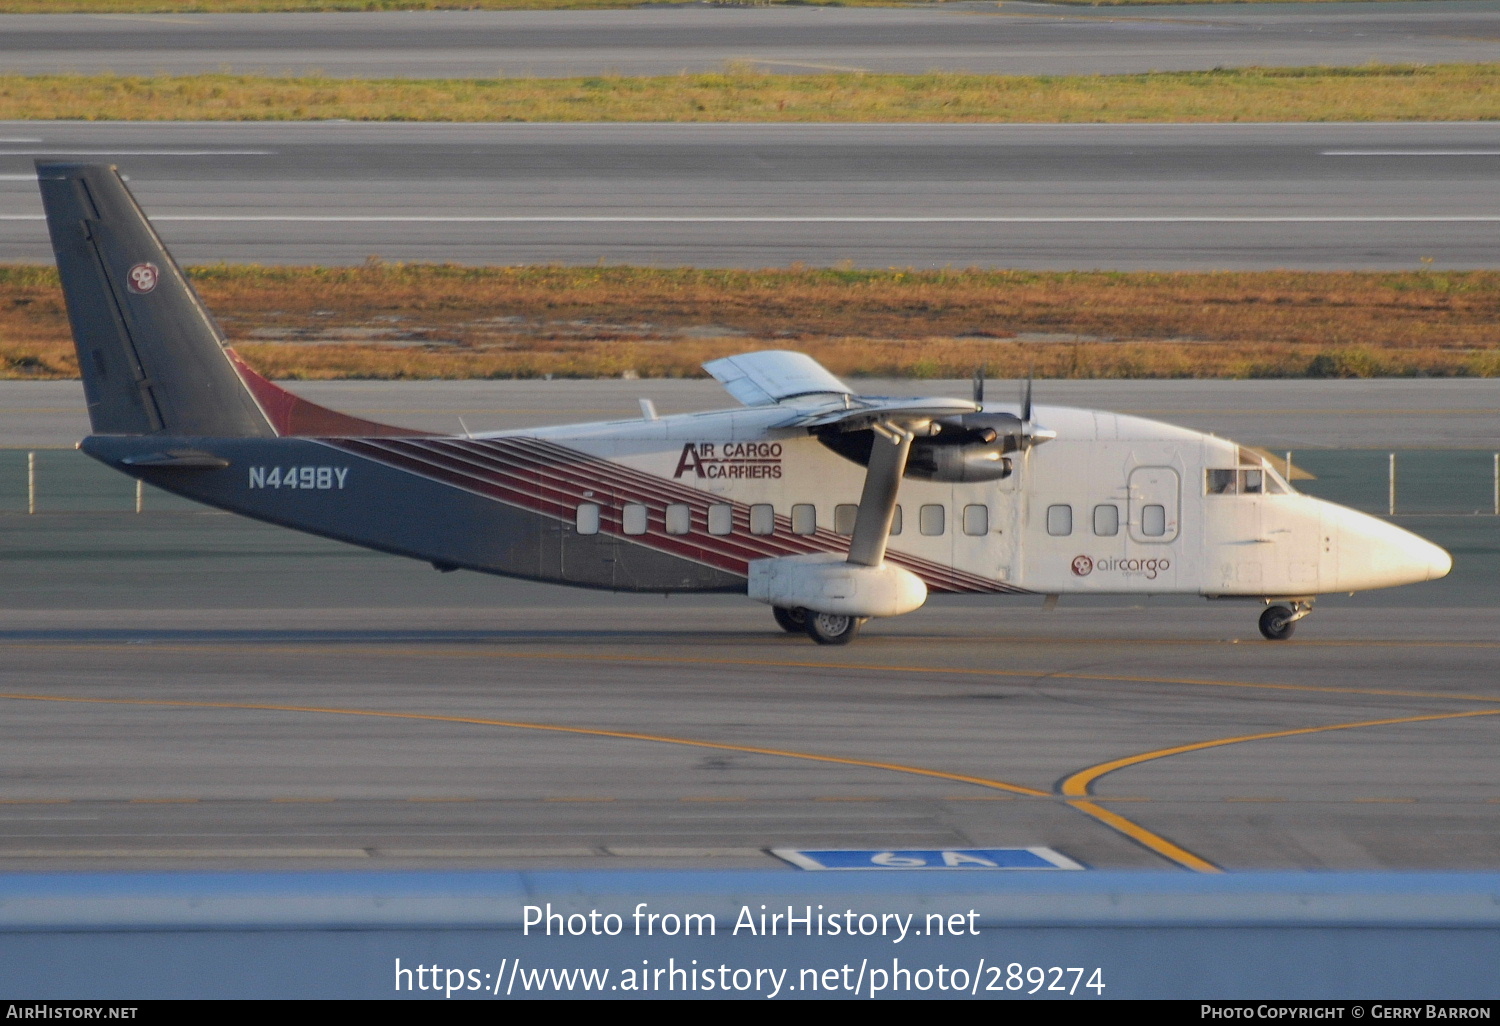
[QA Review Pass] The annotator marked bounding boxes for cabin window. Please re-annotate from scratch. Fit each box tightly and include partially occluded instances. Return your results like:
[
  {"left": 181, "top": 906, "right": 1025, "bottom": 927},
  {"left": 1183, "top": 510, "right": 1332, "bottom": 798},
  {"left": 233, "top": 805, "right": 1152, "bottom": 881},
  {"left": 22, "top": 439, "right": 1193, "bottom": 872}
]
[
  {"left": 665, "top": 503, "right": 691, "bottom": 536},
  {"left": 708, "top": 504, "right": 734, "bottom": 536},
  {"left": 890, "top": 505, "right": 903, "bottom": 536},
  {"left": 1046, "top": 504, "right": 1073, "bottom": 537},
  {"left": 1141, "top": 503, "right": 1167, "bottom": 537},
  {"left": 791, "top": 504, "right": 817, "bottom": 535},
  {"left": 1241, "top": 468, "right": 1264, "bottom": 495},
  {"left": 962, "top": 504, "right": 989, "bottom": 536},
  {"left": 576, "top": 503, "right": 600, "bottom": 536},
  {"left": 622, "top": 503, "right": 648, "bottom": 535},
  {"left": 1093, "top": 504, "right": 1119, "bottom": 537},
  {"left": 749, "top": 503, "right": 775, "bottom": 536},
  {"left": 834, "top": 503, "right": 859, "bottom": 536},
  {"left": 919, "top": 504, "right": 946, "bottom": 536}
]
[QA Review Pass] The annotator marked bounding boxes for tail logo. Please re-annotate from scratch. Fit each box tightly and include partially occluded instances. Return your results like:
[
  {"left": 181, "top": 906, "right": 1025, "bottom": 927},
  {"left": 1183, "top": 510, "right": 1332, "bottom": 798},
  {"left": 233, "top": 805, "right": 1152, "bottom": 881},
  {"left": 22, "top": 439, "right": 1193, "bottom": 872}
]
[{"left": 127, "top": 262, "right": 159, "bottom": 294}]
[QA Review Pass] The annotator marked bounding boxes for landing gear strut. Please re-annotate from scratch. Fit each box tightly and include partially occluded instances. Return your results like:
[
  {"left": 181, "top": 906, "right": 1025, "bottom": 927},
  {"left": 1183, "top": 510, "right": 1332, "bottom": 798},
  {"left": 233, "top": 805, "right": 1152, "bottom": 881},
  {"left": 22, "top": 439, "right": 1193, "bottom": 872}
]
[
  {"left": 772, "top": 606, "right": 807, "bottom": 633},
  {"left": 805, "top": 611, "right": 864, "bottom": 646},
  {"left": 1259, "top": 600, "right": 1313, "bottom": 641}
]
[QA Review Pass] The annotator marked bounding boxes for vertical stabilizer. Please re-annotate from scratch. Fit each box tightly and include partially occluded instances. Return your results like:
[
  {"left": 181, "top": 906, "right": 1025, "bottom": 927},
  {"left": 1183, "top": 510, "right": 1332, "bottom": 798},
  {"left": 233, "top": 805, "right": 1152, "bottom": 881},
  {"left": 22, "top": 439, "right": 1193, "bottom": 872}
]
[{"left": 36, "top": 162, "right": 275, "bottom": 437}]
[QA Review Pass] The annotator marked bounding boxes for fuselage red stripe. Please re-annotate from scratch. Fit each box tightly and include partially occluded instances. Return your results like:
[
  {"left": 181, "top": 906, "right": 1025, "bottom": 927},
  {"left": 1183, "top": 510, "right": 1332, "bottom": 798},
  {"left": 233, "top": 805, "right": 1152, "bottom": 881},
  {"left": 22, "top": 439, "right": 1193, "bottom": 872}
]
[
  {"left": 508, "top": 437, "right": 1011, "bottom": 590},
  {"left": 322, "top": 435, "right": 1024, "bottom": 594}
]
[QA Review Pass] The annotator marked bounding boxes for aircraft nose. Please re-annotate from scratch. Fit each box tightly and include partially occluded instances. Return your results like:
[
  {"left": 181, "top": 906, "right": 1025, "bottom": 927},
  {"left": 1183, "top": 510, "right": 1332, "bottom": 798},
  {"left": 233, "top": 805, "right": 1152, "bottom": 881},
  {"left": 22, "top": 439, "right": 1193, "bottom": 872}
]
[
  {"left": 1332, "top": 508, "right": 1451, "bottom": 591},
  {"left": 1420, "top": 537, "right": 1453, "bottom": 582}
]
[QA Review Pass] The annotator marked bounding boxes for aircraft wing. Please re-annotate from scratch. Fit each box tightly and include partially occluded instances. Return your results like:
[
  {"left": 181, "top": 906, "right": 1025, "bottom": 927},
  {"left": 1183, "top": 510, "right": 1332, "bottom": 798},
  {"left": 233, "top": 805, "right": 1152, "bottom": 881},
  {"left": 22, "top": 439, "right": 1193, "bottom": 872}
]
[
  {"left": 774, "top": 395, "right": 980, "bottom": 430},
  {"left": 703, "top": 350, "right": 978, "bottom": 428},
  {"left": 703, "top": 351, "right": 852, "bottom": 406}
]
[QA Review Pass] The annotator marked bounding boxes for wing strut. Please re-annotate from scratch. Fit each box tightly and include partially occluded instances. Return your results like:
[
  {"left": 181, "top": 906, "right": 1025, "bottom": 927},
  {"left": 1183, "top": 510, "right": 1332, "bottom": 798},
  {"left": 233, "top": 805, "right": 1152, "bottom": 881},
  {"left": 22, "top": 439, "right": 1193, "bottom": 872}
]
[
  {"left": 746, "top": 413, "right": 928, "bottom": 624},
  {"left": 847, "top": 419, "right": 915, "bottom": 568}
]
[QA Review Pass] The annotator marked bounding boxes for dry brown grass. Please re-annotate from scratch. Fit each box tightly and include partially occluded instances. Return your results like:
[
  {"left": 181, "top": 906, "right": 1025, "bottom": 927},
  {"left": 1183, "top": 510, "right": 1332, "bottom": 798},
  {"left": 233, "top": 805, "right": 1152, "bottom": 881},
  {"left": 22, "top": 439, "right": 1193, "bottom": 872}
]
[
  {"left": 4, "top": 263, "right": 1500, "bottom": 381},
  {"left": 3, "top": 65, "right": 1498, "bottom": 123}
]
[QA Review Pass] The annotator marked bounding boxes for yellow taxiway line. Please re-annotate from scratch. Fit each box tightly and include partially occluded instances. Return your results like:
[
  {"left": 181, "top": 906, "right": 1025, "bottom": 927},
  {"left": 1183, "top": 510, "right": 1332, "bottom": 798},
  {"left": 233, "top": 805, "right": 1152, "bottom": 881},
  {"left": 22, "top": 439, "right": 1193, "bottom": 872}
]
[
  {"left": 12, "top": 640, "right": 1500, "bottom": 707},
  {"left": 0, "top": 690, "right": 1052, "bottom": 800},
  {"left": 7, "top": 643, "right": 1497, "bottom": 876},
  {"left": 1059, "top": 708, "right": 1500, "bottom": 872}
]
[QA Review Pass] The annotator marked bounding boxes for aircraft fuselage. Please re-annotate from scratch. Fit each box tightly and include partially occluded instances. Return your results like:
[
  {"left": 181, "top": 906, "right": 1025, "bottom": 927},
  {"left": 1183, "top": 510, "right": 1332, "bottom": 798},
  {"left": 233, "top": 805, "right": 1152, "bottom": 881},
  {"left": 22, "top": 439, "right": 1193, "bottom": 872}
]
[{"left": 84, "top": 399, "right": 1450, "bottom": 602}]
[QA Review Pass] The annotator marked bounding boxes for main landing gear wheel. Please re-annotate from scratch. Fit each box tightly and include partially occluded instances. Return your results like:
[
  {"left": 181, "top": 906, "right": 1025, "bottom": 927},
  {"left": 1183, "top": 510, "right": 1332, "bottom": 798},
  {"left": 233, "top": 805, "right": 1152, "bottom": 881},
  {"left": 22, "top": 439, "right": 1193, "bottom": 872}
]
[
  {"left": 805, "top": 611, "right": 862, "bottom": 646},
  {"left": 772, "top": 606, "right": 807, "bottom": 633},
  {"left": 1259, "top": 605, "right": 1296, "bottom": 641}
]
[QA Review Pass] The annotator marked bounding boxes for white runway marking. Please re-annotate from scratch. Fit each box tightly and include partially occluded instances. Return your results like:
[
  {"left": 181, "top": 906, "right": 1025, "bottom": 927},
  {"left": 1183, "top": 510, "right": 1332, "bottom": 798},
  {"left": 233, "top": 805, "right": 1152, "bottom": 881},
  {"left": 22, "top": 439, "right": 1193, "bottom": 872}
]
[
  {"left": 1323, "top": 150, "right": 1500, "bottom": 157},
  {"left": 0, "top": 149, "right": 275, "bottom": 157}
]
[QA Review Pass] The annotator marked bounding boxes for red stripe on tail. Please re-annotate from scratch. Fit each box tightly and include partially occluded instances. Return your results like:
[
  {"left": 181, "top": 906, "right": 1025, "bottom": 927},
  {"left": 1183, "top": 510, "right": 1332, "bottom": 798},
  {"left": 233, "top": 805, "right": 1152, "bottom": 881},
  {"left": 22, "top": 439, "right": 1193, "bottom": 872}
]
[{"left": 226, "top": 349, "right": 429, "bottom": 438}]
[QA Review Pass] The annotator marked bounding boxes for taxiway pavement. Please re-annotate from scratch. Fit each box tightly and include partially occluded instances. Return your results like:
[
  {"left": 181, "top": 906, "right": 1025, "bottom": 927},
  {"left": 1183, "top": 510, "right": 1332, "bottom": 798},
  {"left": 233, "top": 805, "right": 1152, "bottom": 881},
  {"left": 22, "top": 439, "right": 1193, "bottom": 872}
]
[{"left": 0, "top": 380, "right": 1496, "bottom": 873}]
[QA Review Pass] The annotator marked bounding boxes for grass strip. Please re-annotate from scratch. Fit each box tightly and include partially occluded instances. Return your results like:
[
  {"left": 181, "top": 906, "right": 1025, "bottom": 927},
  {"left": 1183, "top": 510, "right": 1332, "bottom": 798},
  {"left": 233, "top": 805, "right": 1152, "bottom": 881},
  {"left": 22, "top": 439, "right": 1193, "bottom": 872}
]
[
  {"left": 2, "top": 64, "right": 1497, "bottom": 122},
  {"left": 4, "top": 263, "right": 1500, "bottom": 380}
]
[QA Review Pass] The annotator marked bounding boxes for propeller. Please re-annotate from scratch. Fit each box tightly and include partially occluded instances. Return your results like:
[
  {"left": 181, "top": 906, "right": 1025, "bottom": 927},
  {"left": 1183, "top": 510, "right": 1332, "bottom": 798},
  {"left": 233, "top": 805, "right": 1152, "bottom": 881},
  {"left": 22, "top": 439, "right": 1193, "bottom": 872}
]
[
  {"left": 1017, "top": 371, "right": 1055, "bottom": 449},
  {"left": 972, "top": 365, "right": 985, "bottom": 406}
]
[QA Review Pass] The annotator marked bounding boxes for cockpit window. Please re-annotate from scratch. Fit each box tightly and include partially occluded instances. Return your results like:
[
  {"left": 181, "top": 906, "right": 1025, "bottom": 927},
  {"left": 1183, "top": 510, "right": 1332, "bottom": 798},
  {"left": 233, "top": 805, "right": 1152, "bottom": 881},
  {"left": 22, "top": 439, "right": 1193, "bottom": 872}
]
[{"left": 1207, "top": 464, "right": 1295, "bottom": 497}]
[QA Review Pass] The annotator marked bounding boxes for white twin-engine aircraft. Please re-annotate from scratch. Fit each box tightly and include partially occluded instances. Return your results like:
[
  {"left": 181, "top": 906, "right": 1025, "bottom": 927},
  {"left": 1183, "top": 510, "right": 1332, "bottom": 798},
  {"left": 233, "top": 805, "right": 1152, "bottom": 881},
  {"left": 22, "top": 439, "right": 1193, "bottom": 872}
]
[
  {"left": 546, "top": 350, "right": 1450, "bottom": 643},
  {"left": 39, "top": 163, "right": 1452, "bottom": 645}
]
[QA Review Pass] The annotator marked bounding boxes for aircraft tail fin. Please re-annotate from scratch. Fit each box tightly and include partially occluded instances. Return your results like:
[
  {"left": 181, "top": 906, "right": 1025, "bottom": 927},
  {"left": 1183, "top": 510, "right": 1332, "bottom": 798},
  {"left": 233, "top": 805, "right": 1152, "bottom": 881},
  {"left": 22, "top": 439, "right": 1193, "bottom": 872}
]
[{"left": 36, "top": 162, "right": 276, "bottom": 437}]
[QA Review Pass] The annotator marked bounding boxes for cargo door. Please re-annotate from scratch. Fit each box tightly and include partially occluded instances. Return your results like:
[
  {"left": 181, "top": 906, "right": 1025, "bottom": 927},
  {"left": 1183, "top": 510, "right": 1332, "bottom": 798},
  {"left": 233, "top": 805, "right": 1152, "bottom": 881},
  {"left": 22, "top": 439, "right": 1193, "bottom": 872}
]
[{"left": 1128, "top": 466, "right": 1180, "bottom": 544}]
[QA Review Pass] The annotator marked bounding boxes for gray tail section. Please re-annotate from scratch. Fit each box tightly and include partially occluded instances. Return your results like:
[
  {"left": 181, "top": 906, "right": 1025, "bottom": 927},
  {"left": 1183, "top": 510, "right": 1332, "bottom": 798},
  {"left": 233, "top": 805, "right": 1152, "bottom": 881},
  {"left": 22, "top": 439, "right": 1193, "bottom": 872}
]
[{"left": 36, "top": 162, "right": 275, "bottom": 437}]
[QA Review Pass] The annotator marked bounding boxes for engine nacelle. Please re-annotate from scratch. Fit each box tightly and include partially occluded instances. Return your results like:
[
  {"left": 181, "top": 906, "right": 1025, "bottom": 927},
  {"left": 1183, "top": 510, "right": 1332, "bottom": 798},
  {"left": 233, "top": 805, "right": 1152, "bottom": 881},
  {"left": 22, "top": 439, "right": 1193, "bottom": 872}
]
[
  {"left": 747, "top": 553, "right": 928, "bottom": 618},
  {"left": 817, "top": 411, "right": 1020, "bottom": 482},
  {"left": 907, "top": 442, "right": 1013, "bottom": 483}
]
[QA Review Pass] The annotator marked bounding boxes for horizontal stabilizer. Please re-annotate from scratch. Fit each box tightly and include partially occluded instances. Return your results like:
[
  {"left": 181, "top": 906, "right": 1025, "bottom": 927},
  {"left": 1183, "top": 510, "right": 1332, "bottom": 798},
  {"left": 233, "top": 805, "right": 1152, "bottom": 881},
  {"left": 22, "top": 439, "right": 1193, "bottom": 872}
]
[{"left": 119, "top": 449, "right": 230, "bottom": 469}]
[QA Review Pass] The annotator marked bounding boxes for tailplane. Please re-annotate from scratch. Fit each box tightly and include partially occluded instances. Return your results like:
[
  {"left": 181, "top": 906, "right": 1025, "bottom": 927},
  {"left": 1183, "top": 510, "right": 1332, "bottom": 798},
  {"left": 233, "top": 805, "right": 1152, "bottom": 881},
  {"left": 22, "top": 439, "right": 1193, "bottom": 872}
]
[{"left": 37, "top": 162, "right": 276, "bottom": 437}]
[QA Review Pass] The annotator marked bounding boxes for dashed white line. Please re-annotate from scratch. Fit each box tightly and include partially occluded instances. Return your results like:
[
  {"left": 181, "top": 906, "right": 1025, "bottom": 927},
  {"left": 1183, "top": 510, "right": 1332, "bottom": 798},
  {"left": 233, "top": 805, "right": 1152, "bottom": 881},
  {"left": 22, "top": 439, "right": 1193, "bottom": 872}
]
[
  {"left": 0, "top": 149, "right": 274, "bottom": 156},
  {"left": 1323, "top": 150, "right": 1500, "bottom": 156}
]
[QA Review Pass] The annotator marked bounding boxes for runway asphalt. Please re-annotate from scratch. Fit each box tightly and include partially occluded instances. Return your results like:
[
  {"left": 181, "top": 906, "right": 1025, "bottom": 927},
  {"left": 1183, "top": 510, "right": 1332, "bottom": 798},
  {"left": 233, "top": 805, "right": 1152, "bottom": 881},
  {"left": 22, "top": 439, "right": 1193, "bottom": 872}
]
[
  {"left": 1, "top": 379, "right": 1496, "bottom": 873},
  {"left": 2, "top": 2, "right": 1496, "bottom": 79},
  {"left": 7, "top": 378, "right": 1500, "bottom": 450},
  {"left": 4, "top": 121, "right": 1499, "bottom": 269}
]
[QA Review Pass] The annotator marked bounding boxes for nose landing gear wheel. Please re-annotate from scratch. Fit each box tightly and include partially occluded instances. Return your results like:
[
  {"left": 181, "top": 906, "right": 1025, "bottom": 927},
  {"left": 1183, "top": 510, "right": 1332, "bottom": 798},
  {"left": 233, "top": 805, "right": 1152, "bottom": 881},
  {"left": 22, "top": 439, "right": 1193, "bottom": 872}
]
[
  {"left": 1259, "top": 605, "right": 1296, "bottom": 641},
  {"left": 772, "top": 606, "right": 807, "bottom": 633},
  {"left": 805, "top": 611, "right": 861, "bottom": 646}
]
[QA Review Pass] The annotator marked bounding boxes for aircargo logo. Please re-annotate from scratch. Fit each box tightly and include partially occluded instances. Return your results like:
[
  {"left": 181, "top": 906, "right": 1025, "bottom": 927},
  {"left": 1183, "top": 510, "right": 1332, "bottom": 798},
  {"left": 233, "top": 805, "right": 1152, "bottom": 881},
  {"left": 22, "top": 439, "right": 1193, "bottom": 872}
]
[
  {"left": 673, "top": 442, "right": 783, "bottom": 480},
  {"left": 126, "top": 262, "right": 159, "bottom": 294},
  {"left": 1073, "top": 555, "right": 1171, "bottom": 580}
]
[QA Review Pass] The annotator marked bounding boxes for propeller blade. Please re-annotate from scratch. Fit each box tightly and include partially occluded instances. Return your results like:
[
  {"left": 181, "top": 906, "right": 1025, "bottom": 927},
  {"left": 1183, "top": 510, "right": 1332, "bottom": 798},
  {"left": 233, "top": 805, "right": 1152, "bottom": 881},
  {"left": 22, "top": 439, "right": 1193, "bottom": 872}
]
[
  {"left": 1022, "top": 374, "right": 1033, "bottom": 424},
  {"left": 972, "top": 365, "right": 985, "bottom": 405}
]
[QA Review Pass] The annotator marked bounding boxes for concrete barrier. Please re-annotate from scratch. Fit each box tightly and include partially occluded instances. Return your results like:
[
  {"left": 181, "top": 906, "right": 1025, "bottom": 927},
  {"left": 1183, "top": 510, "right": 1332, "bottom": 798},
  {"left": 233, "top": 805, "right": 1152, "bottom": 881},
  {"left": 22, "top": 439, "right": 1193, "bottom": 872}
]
[{"left": 2, "top": 870, "right": 1498, "bottom": 999}]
